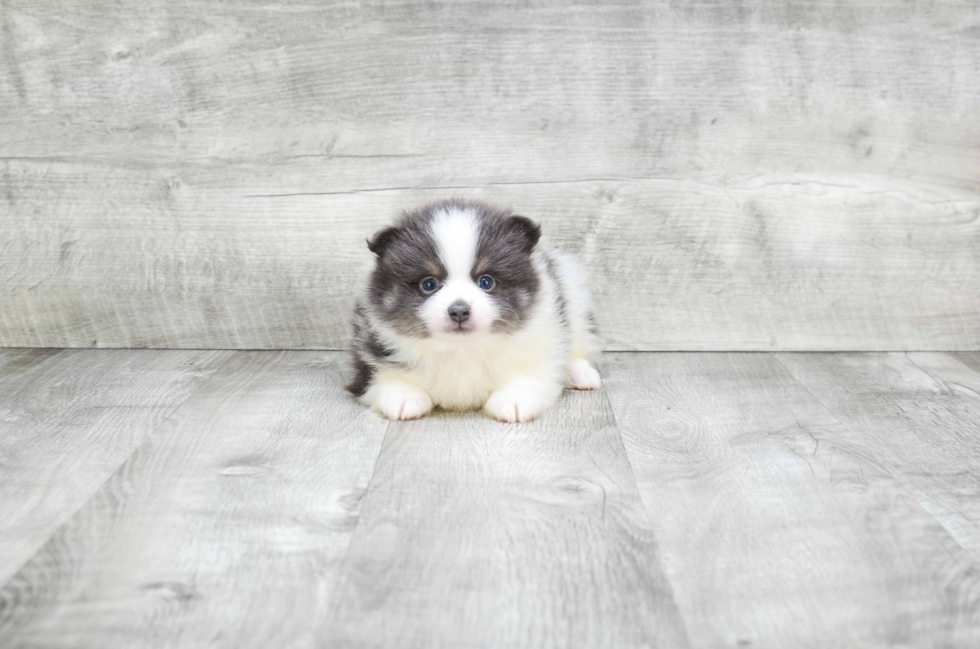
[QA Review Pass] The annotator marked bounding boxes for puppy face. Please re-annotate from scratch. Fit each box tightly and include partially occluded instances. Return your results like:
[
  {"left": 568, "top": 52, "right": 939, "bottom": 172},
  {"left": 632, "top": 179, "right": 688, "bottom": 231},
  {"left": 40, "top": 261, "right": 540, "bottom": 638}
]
[{"left": 367, "top": 201, "right": 541, "bottom": 339}]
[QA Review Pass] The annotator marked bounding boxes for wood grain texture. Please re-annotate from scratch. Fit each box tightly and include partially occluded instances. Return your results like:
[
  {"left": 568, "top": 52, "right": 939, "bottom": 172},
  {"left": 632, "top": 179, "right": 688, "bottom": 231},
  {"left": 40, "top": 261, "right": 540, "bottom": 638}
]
[
  {"left": 3, "top": 349, "right": 980, "bottom": 645},
  {"left": 319, "top": 389, "right": 689, "bottom": 648},
  {"left": 601, "top": 352, "right": 980, "bottom": 648},
  {"left": 777, "top": 352, "right": 980, "bottom": 559},
  {"left": 0, "top": 348, "right": 231, "bottom": 586},
  {"left": 0, "top": 351, "right": 389, "bottom": 649},
  {"left": 952, "top": 352, "right": 980, "bottom": 375},
  {"left": 0, "top": 348, "right": 64, "bottom": 390},
  {"left": 2, "top": 0, "right": 979, "bottom": 350}
]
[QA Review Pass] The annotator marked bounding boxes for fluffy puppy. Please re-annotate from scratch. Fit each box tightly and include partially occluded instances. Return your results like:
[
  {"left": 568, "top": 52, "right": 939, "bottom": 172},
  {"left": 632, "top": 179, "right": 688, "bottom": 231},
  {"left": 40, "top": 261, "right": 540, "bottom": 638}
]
[{"left": 346, "top": 199, "right": 601, "bottom": 422}]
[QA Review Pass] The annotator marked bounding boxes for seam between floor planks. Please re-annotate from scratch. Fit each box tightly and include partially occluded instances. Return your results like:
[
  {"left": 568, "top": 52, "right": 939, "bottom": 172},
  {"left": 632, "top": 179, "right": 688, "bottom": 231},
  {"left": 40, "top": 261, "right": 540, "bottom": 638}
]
[
  {"left": 774, "top": 350, "right": 980, "bottom": 561},
  {"left": 0, "top": 351, "right": 239, "bottom": 592},
  {"left": 593, "top": 365, "right": 697, "bottom": 647},
  {"left": 319, "top": 416, "right": 396, "bottom": 620},
  {"left": 0, "top": 350, "right": 393, "bottom": 648},
  {"left": 792, "top": 351, "right": 980, "bottom": 560},
  {"left": 770, "top": 351, "right": 976, "bottom": 555},
  {"left": 0, "top": 348, "right": 237, "bottom": 589},
  {"left": 602, "top": 351, "right": 980, "bottom": 647},
  {"left": 3, "top": 350, "right": 979, "bottom": 647},
  {"left": 317, "top": 371, "right": 691, "bottom": 648}
]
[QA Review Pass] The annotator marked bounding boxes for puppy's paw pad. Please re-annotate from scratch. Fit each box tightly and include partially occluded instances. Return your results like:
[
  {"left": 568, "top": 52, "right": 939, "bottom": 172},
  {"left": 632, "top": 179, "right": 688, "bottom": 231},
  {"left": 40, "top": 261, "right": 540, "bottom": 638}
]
[
  {"left": 566, "top": 360, "right": 602, "bottom": 390},
  {"left": 375, "top": 385, "right": 433, "bottom": 420},
  {"left": 484, "top": 390, "right": 549, "bottom": 423}
]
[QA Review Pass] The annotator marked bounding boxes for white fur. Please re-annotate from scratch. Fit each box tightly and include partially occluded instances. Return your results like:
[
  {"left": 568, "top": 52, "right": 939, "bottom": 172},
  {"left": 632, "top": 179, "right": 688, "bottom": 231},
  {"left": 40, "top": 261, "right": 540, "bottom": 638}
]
[
  {"left": 361, "top": 206, "right": 601, "bottom": 422},
  {"left": 370, "top": 381, "right": 433, "bottom": 420},
  {"left": 484, "top": 375, "right": 563, "bottom": 422},
  {"left": 420, "top": 207, "right": 499, "bottom": 336},
  {"left": 566, "top": 358, "right": 602, "bottom": 390},
  {"left": 430, "top": 207, "right": 478, "bottom": 278}
]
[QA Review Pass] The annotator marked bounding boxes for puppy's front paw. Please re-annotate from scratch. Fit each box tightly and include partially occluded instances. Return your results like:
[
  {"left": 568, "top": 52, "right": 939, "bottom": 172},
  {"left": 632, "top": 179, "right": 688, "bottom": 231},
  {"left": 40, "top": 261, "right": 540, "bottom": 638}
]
[
  {"left": 373, "top": 383, "right": 433, "bottom": 420},
  {"left": 566, "top": 359, "right": 602, "bottom": 390},
  {"left": 484, "top": 380, "right": 556, "bottom": 423}
]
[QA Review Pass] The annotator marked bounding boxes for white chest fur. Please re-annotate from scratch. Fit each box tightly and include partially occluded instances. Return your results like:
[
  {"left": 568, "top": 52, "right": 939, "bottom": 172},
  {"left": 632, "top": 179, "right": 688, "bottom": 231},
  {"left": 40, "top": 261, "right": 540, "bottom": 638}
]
[{"left": 377, "top": 305, "right": 566, "bottom": 410}]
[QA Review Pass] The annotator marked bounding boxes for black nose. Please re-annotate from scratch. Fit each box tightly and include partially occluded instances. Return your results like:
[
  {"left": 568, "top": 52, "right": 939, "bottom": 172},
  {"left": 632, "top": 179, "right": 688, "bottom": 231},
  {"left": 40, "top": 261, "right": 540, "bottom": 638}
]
[{"left": 448, "top": 301, "right": 470, "bottom": 324}]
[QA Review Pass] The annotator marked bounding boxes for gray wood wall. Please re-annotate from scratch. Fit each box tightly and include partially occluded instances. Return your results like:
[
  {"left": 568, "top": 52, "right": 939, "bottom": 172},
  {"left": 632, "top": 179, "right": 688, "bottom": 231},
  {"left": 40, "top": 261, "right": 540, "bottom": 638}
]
[{"left": 2, "top": 0, "right": 978, "bottom": 350}]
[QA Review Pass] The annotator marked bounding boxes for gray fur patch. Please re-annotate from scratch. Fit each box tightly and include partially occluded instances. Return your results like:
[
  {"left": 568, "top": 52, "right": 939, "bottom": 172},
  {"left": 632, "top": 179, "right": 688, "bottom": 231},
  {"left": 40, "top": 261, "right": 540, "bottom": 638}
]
[
  {"left": 348, "top": 199, "right": 552, "bottom": 393},
  {"left": 365, "top": 198, "right": 544, "bottom": 337},
  {"left": 473, "top": 204, "right": 542, "bottom": 333},
  {"left": 367, "top": 205, "right": 446, "bottom": 337}
]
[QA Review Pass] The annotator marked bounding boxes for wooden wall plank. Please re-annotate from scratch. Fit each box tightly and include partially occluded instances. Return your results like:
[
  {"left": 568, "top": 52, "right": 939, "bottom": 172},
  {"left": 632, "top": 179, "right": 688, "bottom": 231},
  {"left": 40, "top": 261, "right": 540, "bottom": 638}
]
[
  {"left": 601, "top": 352, "right": 980, "bottom": 648},
  {"left": 2, "top": 0, "right": 979, "bottom": 349},
  {"left": 0, "top": 348, "right": 231, "bottom": 586},
  {"left": 1, "top": 173, "right": 978, "bottom": 350},
  {"left": 0, "top": 351, "right": 388, "bottom": 648},
  {"left": 319, "top": 390, "right": 689, "bottom": 648}
]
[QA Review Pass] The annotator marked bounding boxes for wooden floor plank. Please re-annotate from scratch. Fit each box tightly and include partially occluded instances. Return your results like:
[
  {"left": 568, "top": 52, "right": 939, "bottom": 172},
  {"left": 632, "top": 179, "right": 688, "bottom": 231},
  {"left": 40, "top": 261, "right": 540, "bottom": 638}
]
[
  {"left": 949, "top": 352, "right": 980, "bottom": 377},
  {"left": 5, "top": 350, "right": 978, "bottom": 646},
  {"left": 0, "top": 351, "right": 388, "bottom": 649},
  {"left": 777, "top": 352, "right": 980, "bottom": 557},
  {"left": 0, "top": 348, "right": 231, "bottom": 586},
  {"left": 0, "top": 349, "right": 66, "bottom": 383},
  {"left": 319, "top": 389, "right": 689, "bottom": 649},
  {"left": 601, "top": 352, "right": 980, "bottom": 648}
]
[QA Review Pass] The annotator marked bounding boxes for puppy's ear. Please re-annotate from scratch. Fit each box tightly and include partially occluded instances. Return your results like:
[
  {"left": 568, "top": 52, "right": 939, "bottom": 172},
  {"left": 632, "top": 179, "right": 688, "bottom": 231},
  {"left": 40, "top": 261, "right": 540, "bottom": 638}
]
[
  {"left": 506, "top": 215, "right": 542, "bottom": 252},
  {"left": 367, "top": 226, "right": 400, "bottom": 256}
]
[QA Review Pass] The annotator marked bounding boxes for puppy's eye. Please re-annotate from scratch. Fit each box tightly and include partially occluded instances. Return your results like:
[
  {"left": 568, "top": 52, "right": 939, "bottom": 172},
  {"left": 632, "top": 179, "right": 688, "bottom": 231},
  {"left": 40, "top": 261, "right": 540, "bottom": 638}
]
[
  {"left": 420, "top": 277, "right": 439, "bottom": 293},
  {"left": 478, "top": 275, "right": 494, "bottom": 291}
]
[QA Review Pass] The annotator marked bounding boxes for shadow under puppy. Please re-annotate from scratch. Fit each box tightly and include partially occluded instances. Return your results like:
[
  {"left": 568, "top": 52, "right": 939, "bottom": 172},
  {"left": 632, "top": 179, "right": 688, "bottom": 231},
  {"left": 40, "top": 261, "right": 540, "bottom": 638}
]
[{"left": 347, "top": 199, "right": 601, "bottom": 422}]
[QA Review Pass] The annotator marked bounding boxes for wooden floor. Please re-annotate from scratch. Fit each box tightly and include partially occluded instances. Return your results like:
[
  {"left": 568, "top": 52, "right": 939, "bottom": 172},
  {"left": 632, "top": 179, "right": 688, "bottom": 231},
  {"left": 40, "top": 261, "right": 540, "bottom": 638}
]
[{"left": 1, "top": 350, "right": 979, "bottom": 648}]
